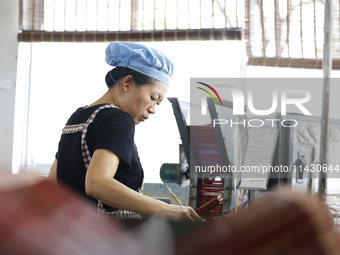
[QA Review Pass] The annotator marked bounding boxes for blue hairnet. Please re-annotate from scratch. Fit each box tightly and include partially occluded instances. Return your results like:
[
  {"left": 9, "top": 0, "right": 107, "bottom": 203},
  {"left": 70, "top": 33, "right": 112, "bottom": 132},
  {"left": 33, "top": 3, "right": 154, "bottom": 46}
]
[{"left": 105, "top": 41, "right": 174, "bottom": 86}]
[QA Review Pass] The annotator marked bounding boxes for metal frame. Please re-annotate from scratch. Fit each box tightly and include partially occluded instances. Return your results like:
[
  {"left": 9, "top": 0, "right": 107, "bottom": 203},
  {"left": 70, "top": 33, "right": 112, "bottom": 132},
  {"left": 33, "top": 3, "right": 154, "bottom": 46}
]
[
  {"left": 206, "top": 98, "right": 238, "bottom": 213},
  {"left": 167, "top": 97, "right": 198, "bottom": 209}
]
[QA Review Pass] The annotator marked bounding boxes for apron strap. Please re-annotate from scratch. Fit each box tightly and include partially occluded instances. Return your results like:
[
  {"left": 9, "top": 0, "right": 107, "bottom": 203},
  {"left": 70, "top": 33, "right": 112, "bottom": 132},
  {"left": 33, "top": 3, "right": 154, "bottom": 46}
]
[
  {"left": 62, "top": 104, "right": 118, "bottom": 168},
  {"left": 61, "top": 104, "right": 144, "bottom": 218}
]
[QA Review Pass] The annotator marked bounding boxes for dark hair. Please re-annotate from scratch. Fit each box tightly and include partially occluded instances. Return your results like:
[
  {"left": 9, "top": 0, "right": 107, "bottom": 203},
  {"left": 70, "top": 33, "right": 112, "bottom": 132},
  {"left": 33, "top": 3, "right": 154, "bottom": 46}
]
[{"left": 105, "top": 66, "right": 157, "bottom": 89}]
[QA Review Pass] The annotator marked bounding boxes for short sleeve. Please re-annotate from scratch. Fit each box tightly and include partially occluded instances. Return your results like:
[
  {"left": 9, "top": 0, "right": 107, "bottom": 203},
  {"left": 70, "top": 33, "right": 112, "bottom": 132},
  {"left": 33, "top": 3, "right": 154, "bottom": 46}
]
[{"left": 93, "top": 110, "right": 135, "bottom": 167}]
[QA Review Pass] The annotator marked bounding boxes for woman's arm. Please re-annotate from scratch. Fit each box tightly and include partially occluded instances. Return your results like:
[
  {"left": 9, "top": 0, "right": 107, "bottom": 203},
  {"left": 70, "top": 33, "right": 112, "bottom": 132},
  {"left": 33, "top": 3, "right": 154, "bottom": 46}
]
[
  {"left": 85, "top": 149, "right": 201, "bottom": 222},
  {"left": 48, "top": 159, "right": 58, "bottom": 182}
]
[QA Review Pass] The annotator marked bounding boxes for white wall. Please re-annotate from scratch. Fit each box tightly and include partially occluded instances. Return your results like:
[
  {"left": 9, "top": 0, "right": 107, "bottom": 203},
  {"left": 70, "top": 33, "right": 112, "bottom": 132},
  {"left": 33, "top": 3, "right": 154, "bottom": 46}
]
[{"left": 0, "top": 0, "right": 18, "bottom": 173}]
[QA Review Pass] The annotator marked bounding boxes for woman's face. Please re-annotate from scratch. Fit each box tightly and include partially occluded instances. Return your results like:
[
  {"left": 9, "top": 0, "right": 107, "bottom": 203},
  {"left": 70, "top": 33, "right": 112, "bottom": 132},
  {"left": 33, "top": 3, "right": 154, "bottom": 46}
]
[{"left": 122, "top": 81, "right": 168, "bottom": 125}]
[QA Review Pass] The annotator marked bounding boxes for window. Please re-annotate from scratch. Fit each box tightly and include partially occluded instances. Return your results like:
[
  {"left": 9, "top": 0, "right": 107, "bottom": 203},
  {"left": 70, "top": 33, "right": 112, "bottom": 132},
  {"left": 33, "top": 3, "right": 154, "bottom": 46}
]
[{"left": 19, "top": 0, "right": 340, "bottom": 69}]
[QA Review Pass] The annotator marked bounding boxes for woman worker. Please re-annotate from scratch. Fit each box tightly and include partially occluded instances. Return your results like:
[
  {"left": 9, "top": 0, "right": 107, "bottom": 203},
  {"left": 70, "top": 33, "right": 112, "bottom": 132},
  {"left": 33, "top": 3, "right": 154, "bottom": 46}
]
[{"left": 48, "top": 41, "right": 201, "bottom": 222}]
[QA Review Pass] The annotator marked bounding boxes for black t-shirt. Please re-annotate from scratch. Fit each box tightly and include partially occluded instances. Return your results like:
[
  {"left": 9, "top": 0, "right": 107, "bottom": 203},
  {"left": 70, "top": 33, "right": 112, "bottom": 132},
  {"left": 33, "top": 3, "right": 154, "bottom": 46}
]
[{"left": 56, "top": 104, "right": 144, "bottom": 211}]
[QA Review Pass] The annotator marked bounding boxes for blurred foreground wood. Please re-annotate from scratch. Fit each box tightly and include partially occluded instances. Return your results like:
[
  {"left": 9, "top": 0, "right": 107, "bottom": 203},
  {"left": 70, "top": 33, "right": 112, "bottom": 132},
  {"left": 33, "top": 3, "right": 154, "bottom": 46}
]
[
  {"left": 0, "top": 173, "right": 140, "bottom": 255},
  {"left": 176, "top": 188, "right": 340, "bottom": 255},
  {"left": 2, "top": 173, "right": 340, "bottom": 255}
]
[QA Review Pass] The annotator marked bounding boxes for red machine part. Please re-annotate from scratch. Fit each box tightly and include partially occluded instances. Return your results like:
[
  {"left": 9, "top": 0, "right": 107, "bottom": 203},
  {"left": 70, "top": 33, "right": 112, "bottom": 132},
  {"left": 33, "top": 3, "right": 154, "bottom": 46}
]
[{"left": 197, "top": 179, "right": 225, "bottom": 219}]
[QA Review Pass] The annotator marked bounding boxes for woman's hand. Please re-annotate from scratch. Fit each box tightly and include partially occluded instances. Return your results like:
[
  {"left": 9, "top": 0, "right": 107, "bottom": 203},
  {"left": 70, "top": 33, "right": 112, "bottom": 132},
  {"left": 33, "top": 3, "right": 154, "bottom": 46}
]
[{"left": 156, "top": 203, "right": 202, "bottom": 222}]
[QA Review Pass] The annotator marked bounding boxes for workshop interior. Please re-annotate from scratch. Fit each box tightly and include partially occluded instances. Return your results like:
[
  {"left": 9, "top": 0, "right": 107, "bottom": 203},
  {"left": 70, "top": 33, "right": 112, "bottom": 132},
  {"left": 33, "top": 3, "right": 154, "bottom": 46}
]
[{"left": 1, "top": 0, "right": 340, "bottom": 254}]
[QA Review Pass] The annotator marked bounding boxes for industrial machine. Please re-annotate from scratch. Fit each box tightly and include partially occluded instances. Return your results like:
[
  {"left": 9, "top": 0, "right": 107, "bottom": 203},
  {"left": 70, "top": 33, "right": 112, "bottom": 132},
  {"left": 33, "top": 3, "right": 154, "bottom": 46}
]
[
  {"left": 161, "top": 94, "right": 340, "bottom": 220},
  {"left": 160, "top": 97, "right": 234, "bottom": 219}
]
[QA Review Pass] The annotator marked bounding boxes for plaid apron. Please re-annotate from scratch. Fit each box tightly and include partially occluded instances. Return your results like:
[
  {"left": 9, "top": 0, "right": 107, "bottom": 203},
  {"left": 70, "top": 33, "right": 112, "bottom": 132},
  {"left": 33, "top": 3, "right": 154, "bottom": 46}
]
[{"left": 62, "top": 104, "right": 143, "bottom": 219}]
